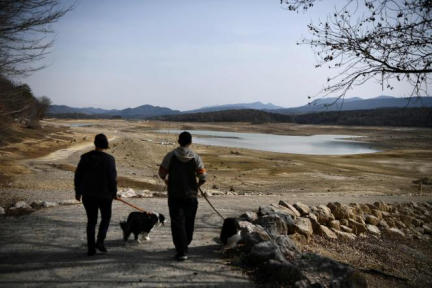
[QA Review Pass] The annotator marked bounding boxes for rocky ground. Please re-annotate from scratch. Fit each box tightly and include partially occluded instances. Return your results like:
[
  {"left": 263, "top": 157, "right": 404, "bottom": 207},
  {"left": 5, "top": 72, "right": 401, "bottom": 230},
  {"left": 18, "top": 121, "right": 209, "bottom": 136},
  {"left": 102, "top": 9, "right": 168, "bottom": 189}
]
[{"left": 0, "top": 119, "right": 431, "bottom": 287}]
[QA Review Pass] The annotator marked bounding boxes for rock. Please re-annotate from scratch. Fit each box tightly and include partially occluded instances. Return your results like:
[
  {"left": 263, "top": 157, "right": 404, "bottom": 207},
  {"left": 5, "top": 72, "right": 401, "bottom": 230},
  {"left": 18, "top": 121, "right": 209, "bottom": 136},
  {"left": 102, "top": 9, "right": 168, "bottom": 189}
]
[
  {"left": 371, "top": 209, "right": 383, "bottom": 220},
  {"left": 385, "top": 218, "right": 396, "bottom": 228},
  {"left": 117, "top": 188, "right": 137, "bottom": 198},
  {"left": 423, "top": 224, "right": 432, "bottom": 235},
  {"left": 292, "top": 217, "right": 313, "bottom": 240},
  {"left": 331, "top": 204, "right": 354, "bottom": 220},
  {"left": 296, "top": 253, "right": 367, "bottom": 288},
  {"left": 395, "top": 221, "right": 406, "bottom": 229},
  {"left": 339, "top": 219, "right": 349, "bottom": 226},
  {"left": 58, "top": 199, "right": 80, "bottom": 205},
  {"left": 400, "top": 215, "right": 413, "bottom": 227},
  {"left": 386, "top": 227, "right": 406, "bottom": 238},
  {"left": 340, "top": 225, "right": 353, "bottom": 233},
  {"left": 253, "top": 215, "right": 288, "bottom": 237},
  {"left": 355, "top": 215, "right": 366, "bottom": 224},
  {"left": 136, "top": 190, "right": 153, "bottom": 197},
  {"left": 308, "top": 217, "right": 322, "bottom": 235},
  {"left": 289, "top": 233, "right": 308, "bottom": 247},
  {"left": 378, "top": 220, "right": 389, "bottom": 229},
  {"left": 247, "top": 241, "right": 285, "bottom": 265},
  {"left": 9, "top": 201, "right": 33, "bottom": 211},
  {"left": 240, "top": 211, "right": 258, "bottom": 222},
  {"left": 359, "top": 204, "right": 371, "bottom": 214},
  {"left": 374, "top": 201, "right": 389, "bottom": 212},
  {"left": 332, "top": 229, "right": 357, "bottom": 240},
  {"left": 274, "top": 204, "right": 300, "bottom": 219},
  {"left": 328, "top": 220, "right": 341, "bottom": 231},
  {"left": 262, "top": 260, "right": 306, "bottom": 284},
  {"left": 279, "top": 201, "right": 301, "bottom": 217},
  {"left": 294, "top": 202, "right": 310, "bottom": 216},
  {"left": 321, "top": 225, "right": 338, "bottom": 239},
  {"left": 0, "top": 207, "right": 5, "bottom": 215},
  {"left": 30, "top": 201, "right": 58, "bottom": 209},
  {"left": 366, "top": 224, "right": 381, "bottom": 236},
  {"left": 258, "top": 205, "right": 296, "bottom": 230},
  {"left": 314, "top": 205, "right": 335, "bottom": 225},
  {"left": 365, "top": 215, "right": 380, "bottom": 226},
  {"left": 239, "top": 221, "right": 272, "bottom": 251},
  {"left": 274, "top": 235, "right": 300, "bottom": 258},
  {"left": 348, "top": 219, "right": 367, "bottom": 235}
]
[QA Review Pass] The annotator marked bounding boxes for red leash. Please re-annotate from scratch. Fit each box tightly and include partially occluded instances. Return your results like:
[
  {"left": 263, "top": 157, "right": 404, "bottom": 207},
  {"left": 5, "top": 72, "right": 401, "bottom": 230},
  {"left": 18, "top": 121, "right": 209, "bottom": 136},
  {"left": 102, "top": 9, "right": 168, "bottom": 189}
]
[{"left": 116, "top": 198, "right": 149, "bottom": 213}]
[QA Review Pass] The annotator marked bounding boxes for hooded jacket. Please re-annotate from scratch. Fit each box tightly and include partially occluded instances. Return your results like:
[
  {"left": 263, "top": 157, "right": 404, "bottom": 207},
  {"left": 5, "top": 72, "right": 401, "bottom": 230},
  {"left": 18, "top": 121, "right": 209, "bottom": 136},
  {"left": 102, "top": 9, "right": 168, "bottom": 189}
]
[
  {"left": 74, "top": 150, "right": 117, "bottom": 199},
  {"left": 159, "top": 147, "right": 207, "bottom": 199}
]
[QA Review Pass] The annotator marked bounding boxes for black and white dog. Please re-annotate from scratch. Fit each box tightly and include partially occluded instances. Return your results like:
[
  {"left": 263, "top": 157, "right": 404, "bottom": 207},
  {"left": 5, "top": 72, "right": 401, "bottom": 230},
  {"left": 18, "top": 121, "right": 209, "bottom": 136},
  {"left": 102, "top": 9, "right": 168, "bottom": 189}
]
[
  {"left": 220, "top": 218, "right": 242, "bottom": 251},
  {"left": 120, "top": 212, "right": 166, "bottom": 243}
]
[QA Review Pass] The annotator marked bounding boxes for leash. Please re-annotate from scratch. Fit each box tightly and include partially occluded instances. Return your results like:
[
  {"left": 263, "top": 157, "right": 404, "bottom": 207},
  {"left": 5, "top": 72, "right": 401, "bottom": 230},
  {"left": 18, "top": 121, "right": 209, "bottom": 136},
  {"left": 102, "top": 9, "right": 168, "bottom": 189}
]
[
  {"left": 199, "top": 187, "right": 225, "bottom": 220},
  {"left": 116, "top": 198, "right": 149, "bottom": 213}
]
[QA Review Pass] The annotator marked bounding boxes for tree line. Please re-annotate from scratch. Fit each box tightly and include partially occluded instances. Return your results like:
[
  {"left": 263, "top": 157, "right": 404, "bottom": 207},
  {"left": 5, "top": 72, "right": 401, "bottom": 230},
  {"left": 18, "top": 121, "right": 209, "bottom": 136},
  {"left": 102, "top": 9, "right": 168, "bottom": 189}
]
[{"left": 155, "top": 107, "right": 432, "bottom": 128}]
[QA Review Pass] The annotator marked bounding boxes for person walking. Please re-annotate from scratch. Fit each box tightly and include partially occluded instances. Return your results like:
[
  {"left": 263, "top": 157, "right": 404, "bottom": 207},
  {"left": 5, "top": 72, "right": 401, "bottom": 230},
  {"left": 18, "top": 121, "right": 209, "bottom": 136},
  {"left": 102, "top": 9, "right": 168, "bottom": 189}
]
[
  {"left": 74, "top": 134, "right": 117, "bottom": 256},
  {"left": 159, "top": 131, "right": 207, "bottom": 261}
]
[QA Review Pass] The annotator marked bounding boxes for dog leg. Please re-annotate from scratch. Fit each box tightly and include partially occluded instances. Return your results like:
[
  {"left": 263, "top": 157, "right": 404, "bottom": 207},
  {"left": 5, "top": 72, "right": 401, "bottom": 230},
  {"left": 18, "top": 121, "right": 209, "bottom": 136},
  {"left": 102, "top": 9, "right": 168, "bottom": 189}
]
[{"left": 141, "top": 233, "right": 150, "bottom": 241}]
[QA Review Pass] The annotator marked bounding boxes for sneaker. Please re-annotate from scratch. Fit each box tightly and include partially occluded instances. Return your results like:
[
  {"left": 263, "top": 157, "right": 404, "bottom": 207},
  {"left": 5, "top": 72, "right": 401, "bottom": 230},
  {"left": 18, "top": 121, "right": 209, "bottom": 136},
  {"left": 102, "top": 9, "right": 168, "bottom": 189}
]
[
  {"left": 174, "top": 253, "right": 187, "bottom": 261},
  {"left": 96, "top": 243, "right": 107, "bottom": 253}
]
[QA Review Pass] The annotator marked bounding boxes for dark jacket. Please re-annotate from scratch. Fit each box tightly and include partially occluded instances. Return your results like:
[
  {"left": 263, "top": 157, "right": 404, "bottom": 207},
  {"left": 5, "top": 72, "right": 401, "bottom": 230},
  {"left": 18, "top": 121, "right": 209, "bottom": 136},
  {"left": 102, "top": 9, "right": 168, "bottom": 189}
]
[{"left": 74, "top": 150, "right": 117, "bottom": 200}]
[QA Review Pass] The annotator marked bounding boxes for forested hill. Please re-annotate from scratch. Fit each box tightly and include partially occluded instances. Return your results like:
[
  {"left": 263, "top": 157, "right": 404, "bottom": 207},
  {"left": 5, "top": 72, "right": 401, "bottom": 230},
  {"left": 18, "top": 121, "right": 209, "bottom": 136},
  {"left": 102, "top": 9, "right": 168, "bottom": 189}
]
[
  {"left": 154, "top": 107, "right": 432, "bottom": 127},
  {"left": 154, "top": 109, "right": 292, "bottom": 123}
]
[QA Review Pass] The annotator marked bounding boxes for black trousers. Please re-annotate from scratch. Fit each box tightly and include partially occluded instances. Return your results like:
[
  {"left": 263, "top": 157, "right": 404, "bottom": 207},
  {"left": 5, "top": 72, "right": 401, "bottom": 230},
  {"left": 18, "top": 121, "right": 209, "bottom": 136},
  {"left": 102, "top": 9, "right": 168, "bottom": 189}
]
[
  {"left": 168, "top": 197, "right": 198, "bottom": 254},
  {"left": 82, "top": 196, "right": 113, "bottom": 250}
]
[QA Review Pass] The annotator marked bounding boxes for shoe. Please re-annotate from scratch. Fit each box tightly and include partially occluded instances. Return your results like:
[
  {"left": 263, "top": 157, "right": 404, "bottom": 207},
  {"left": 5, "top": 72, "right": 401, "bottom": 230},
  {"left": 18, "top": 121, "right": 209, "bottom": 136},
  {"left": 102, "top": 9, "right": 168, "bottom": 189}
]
[
  {"left": 96, "top": 243, "right": 107, "bottom": 253},
  {"left": 174, "top": 253, "right": 187, "bottom": 261},
  {"left": 87, "top": 249, "right": 96, "bottom": 256}
]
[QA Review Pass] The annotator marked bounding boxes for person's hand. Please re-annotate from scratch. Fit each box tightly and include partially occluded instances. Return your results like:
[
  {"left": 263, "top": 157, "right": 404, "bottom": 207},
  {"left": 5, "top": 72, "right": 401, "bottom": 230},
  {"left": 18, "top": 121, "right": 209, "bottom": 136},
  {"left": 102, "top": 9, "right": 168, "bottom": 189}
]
[
  {"left": 75, "top": 195, "right": 81, "bottom": 202},
  {"left": 113, "top": 194, "right": 120, "bottom": 200},
  {"left": 198, "top": 181, "right": 205, "bottom": 188}
]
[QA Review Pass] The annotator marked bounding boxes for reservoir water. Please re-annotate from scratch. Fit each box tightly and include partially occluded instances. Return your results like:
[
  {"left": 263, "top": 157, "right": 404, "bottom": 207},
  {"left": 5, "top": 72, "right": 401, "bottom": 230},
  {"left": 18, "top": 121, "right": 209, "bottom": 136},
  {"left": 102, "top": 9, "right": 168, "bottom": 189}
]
[{"left": 156, "top": 130, "right": 379, "bottom": 155}]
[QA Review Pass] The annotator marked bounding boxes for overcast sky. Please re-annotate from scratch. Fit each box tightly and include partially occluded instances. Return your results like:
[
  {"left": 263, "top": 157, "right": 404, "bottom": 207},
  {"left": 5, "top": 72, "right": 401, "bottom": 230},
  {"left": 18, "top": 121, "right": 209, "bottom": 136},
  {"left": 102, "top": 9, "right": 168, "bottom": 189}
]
[{"left": 24, "top": 0, "right": 422, "bottom": 111}]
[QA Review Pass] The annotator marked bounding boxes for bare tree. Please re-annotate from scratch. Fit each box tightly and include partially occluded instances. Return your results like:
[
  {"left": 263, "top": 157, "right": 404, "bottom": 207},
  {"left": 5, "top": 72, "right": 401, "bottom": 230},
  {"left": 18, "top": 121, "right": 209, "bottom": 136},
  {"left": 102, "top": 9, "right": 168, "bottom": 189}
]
[
  {"left": 0, "top": 0, "right": 73, "bottom": 77},
  {"left": 281, "top": 0, "right": 432, "bottom": 104},
  {"left": 36, "top": 95, "right": 52, "bottom": 119}
]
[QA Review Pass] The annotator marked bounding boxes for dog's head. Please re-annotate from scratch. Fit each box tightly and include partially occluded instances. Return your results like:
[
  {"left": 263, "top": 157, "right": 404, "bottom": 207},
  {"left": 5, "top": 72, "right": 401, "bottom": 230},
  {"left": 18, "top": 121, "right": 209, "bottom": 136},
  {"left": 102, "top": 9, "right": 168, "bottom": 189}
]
[{"left": 150, "top": 213, "right": 166, "bottom": 227}]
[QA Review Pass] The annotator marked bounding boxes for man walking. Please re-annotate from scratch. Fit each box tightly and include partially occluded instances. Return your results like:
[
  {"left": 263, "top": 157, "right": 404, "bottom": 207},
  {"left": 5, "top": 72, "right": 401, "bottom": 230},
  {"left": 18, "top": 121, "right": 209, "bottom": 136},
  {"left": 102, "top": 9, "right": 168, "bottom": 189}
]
[
  {"left": 159, "top": 131, "right": 207, "bottom": 261},
  {"left": 74, "top": 134, "right": 117, "bottom": 256}
]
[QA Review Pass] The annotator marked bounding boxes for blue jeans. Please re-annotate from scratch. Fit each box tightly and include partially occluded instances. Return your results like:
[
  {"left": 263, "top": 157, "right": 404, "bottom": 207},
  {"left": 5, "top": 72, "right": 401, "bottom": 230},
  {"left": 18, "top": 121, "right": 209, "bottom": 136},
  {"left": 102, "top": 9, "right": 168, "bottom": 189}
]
[{"left": 82, "top": 196, "right": 113, "bottom": 250}]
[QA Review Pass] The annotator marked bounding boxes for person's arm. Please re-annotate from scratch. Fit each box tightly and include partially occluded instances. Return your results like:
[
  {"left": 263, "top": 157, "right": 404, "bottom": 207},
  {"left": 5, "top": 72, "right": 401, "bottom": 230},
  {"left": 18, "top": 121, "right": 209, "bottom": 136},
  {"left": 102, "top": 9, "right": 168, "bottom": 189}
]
[
  {"left": 158, "top": 152, "right": 173, "bottom": 185},
  {"left": 107, "top": 156, "right": 118, "bottom": 199},
  {"left": 195, "top": 154, "right": 207, "bottom": 187},
  {"left": 74, "top": 158, "right": 83, "bottom": 202}
]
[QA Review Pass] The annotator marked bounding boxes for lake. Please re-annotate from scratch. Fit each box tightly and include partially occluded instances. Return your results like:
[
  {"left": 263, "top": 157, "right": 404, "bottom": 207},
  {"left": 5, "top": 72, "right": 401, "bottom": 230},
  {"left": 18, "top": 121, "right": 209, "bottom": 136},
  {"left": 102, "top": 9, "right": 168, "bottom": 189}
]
[{"left": 156, "top": 130, "right": 379, "bottom": 155}]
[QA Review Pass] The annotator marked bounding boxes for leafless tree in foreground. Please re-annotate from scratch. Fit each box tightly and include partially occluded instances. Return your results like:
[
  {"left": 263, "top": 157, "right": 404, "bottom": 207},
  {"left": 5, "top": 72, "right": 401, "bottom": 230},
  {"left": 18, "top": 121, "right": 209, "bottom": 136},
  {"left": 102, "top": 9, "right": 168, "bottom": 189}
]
[
  {"left": 0, "top": 0, "right": 73, "bottom": 77},
  {"left": 281, "top": 0, "right": 432, "bottom": 105}
]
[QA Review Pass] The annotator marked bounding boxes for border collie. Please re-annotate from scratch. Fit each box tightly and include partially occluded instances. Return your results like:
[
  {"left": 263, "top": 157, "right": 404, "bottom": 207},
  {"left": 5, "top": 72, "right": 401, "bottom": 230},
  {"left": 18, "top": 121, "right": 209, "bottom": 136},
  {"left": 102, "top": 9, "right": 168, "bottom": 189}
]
[
  {"left": 220, "top": 218, "right": 242, "bottom": 251},
  {"left": 120, "top": 212, "right": 166, "bottom": 243}
]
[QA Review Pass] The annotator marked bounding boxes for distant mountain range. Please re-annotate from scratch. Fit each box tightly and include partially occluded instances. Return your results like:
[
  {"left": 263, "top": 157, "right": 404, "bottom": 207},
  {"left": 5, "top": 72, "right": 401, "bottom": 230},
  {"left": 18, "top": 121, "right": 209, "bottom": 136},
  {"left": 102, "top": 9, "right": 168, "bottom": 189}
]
[{"left": 48, "top": 96, "right": 432, "bottom": 119}]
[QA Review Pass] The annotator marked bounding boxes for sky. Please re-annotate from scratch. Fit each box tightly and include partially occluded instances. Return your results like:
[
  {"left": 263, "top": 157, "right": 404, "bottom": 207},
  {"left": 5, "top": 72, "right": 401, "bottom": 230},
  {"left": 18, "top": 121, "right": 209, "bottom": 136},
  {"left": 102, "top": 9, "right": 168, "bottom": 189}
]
[{"left": 23, "top": 0, "right": 422, "bottom": 111}]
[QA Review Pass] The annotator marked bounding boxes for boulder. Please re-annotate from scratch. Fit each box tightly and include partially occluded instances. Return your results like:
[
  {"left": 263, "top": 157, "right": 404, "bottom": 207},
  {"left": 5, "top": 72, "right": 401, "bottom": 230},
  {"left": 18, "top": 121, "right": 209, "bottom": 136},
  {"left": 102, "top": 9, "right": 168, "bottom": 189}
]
[
  {"left": 400, "top": 215, "right": 414, "bottom": 227},
  {"left": 247, "top": 241, "right": 285, "bottom": 265},
  {"left": 240, "top": 211, "right": 258, "bottom": 222},
  {"left": 274, "top": 204, "right": 300, "bottom": 219},
  {"left": 0, "top": 207, "right": 5, "bottom": 215},
  {"left": 9, "top": 201, "right": 32, "bottom": 211},
  {"left": 289, "top": 233, "right": 308, "bottom": 247},
  {"left": 279, "top": 201, "right": 301, "bottom": 217},
  {"left": 331, "top": 204, "right": 354, "bottom": 220},
  {"left": 371, "top": 209, "right": 383, "bottom": 220},
  {"left": 385, "top": 227, "right": 406, "bottom": 239},
  {"left": 366, "top": 224, "right": 381, "bottom": 236},
  {"left": 378, "top": 220, "right": 389, "bottom": 229},
  {"left": 294, "top": 202, "right": 310, "bottom": 216},
  {"left": 332, "top": 229, "right": 357, "bottom": 240},
  {"left": 253, "top": 215, "right": 288, "bottom": 237},
  {"left": 348, "top": 219, "right": 367, "bottom": 235},
  {"left": 292, "top": 217, "right": 313, "bottom": 240},
  {"left": 117, "top": 188, "right": 137, "bottom": 198},
  {"left": 274, "top": 235, "right": 300, "bottom": 258},
  {"left": 321, "top": 225, "right": 338, "bottom": 239},
  {"left": 339, "top": 219, "right": 349, "bottom": 226},
  {"left": 374, "top": 201, "right": 389, "bottom": 212},
  {"left": 262, "top": 260, "right": 306, "bottom": 284},
  {"left": 314, "top": 205, "right": 335, "bottom": 225},
  {"left": 239, "top": 221, "right": 272, "bottom": 251},
  {"left": 30, "top": 201, "right": 58, "bottom": 209},
  {"left": 258, "top": 205, "right": 296, "bottom": 230},
  {"left": 395, "top": 221, "right": 406, "bottom": 229},
  {"left": 365, "top": 215, "right": 380, "bottom": 226},
  {"left": 385, "top": 218, "right": 396, "bottom": 228},
  {"left": 136, "top": 190, "right": 153, "bottom": 197},
  {"left": 328, "top": 220, "right": 341, "bottom": 231},
  {"left": 340, "top": 225, "right": 353, "bottom": 234},
  {"left": 423, "top": 224, "right": 432, "bottom": 235},
  {"left": 359, "top": 204, "right": 371, "bottom": 214},
  {"left": 308, "top": 217, "right": 323, "bottom": 235}
]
